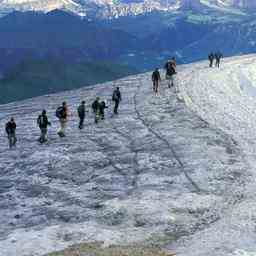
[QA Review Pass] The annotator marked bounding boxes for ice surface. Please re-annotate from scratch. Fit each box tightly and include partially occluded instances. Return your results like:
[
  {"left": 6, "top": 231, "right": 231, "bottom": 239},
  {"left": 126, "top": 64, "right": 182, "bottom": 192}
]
[
  {"left": 174, "top": 54, "right": 256, "bottom": 256},
  {"left": 0, "top": 55, "right": 254, "bottom": 255}
]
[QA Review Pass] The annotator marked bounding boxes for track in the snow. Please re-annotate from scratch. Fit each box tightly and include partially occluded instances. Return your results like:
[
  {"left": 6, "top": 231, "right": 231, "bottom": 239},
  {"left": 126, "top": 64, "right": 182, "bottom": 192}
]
[{"left": 133, "top": 79, "right": 203, "bottom": 193}]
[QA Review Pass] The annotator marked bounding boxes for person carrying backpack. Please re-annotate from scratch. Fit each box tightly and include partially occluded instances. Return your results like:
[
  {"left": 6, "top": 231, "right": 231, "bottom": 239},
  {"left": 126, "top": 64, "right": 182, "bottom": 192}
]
[
  {"left": 37, "top": 109, "right": 51, "bottom": 143},
  {"left": 99, "top": 100, "right": 108, "bottom": 120},
  {"left": 112, "top": 87, "right": 122, "bottom": 115},
  {"left": 152, "top": 68, "right": 161, "bottom": 93},
  {"left": 77, "top": 101, "right": 86, "bottom": 129},
  {"left": 92, "top": 97, "right": 101, "bottom": 123},
  {"left": 56, "top": 101, "right": 68, "bottom": 137},
  {"left": 164, "top": 59, "right": 176, "bottom": 88},
  {"left": 5, "top": 117, "right": 17, "bottom": 148}
]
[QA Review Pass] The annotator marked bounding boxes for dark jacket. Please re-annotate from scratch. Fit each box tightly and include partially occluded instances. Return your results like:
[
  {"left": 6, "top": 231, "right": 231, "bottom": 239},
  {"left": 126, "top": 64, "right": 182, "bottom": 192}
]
[
  {"left": 215, "top": 52, "right": 223, "bottom": 61},
  {"left": 92, "top": 100, "right": 100, "bottom": 113},
  {"left": 152, "top": 70, "right": 161, "bottom": 81},
  {"left": 37, "top": 114, "right": 51, "bottom": 129},
  {"left": 56, "top": 106, "right": 68, "bottom": 119},
  {"left": 112, "top": 89, "right": 121, "bottom": 102},
  {"left": 5, "top": 121, "right": 16, "bottom": 134},
  {"left": 99, "top": 101, "right": 108, "bottom": 114},
  {"left": 77, "top": 104, "right": 86, "bottom": 118},
  {"left": 62, "top": 106, "right": 68, "bottom": 119},
  {"left": 208, "top": 53, "right": 214, "bottom": 61}
]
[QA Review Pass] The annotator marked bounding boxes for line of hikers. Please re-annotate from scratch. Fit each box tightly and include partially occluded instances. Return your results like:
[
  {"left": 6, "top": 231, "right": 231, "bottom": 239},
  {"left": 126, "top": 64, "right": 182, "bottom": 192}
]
[
  {"left": 5, "top": 87, "right": 122, "bottom": 148},
  {"left": 5, "top": 53, "right": 224, "bottom": 148},
  {"left": 208, "top": 51, "right": 223, "bottom": 68},
  {"left": 152, "top": 52, "right": 224, "bottom": 94},
  {"left": 151, "top": 57, "right": 177, "bottom": 94}
]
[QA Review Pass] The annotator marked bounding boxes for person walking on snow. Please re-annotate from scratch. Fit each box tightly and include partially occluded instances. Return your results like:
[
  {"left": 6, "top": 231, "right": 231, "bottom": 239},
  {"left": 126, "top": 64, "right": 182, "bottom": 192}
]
[
  {"left": 164, "top": 59, "right": 176, "bottom": 88},
  {"left": 112, "top": 87, "right": 122, "bottom": 115},
  {"left": 215, "top": 51, "right": 223, "bottom": 68},
  {"left": 77, "top": 101, "right": 86, "bottom": 129},
  {"left": 56, "top": 101, "right": 68, "bottom": 137},
  {"left": 92, "top": 97, "right": 101, "bottom": 123},
  {"left": 37, "top": 110, "right": 51, "bottom": 143},
  {"left": 99, "top": 100, "right": 108, "bottom": 120},
  {"left": 208, "top": 52, "right": 214, "bottom": 68},
  {"left": 152, "top": 68, "right": 161, "bottom": 93},
  {"left": 5, "top": 117, "right": 17, "bottom": 148}
]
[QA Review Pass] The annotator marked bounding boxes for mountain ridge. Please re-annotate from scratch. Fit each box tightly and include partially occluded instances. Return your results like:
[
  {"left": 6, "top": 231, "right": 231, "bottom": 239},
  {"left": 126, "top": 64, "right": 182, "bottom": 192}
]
[
  {"left": 0, "top": 0, "right": 255, "bottom": 19},
  {"left": 1, "top": 9, "right": 256, "bottom": 73}
]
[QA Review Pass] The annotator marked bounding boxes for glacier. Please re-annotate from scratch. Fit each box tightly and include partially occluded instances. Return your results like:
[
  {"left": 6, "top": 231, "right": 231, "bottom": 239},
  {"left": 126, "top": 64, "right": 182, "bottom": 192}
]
[{"left": 0, "top": 54, "right": 256, "bottom": 255}]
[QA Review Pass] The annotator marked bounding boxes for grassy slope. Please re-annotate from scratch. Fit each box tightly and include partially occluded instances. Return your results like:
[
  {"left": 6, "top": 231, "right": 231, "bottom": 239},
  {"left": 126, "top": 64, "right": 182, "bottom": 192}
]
[
  {"left": 0, "top": 59, "right": 138, "bottom": 104},
  {"left": 47, "top": 242, "right": 175, "bottom": 256}
]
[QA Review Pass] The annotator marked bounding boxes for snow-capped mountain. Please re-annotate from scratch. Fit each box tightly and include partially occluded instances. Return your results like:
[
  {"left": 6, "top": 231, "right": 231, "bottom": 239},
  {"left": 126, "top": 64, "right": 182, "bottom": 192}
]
[
  {"left": 0, "top": 0, "right": 83, "bottom": 16},
  {"left": 0, "top": 0, "right": 255, "bottom": 18}
]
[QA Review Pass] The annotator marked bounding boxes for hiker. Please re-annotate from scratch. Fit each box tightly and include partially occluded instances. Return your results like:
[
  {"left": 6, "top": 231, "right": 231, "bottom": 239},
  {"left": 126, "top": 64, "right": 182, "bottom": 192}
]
[
  {"left": 5, "top": 117, "right": 17, "bottom": 148},
  {"left": 208, "top": 52, "right": 214, "bottom": 67},
  {"left": 152, "top": 68, "right": 161, "bottom": 93},
  {"left": 112, "top": 87, "right": 122, "bottom": 114},
  {"left": 56, "top": 101, "right": 68, "bottom": 137},
  {"left": 215, "top": 51, "right": 223, "bottom": 68},
  {"left": 92, "top": 97, "right": 101, "bottom": 123},
  {"left": 77, "top": 100, "right": 86, "bottom": 129},
  {"left": 37, "top": 110, "right": 51, "bottom": 143},
  {"left": 164, "top": 59, "right": 176, "bottom": 88},
  {"left": 99, "top": 100, "right": 108, "bottom": 120}
]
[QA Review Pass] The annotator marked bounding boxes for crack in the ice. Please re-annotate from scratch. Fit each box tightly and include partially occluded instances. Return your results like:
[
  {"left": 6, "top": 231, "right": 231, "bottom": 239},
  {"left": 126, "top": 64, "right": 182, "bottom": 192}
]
[{"left": 133, "top": 79, "right": 203, "bottom": 193}]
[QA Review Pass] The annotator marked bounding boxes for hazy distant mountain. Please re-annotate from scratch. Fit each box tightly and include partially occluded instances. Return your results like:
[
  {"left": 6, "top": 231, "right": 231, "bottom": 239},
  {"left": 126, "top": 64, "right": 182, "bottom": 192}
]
[
  {"left": 0, "top": 58, "right": 138, "bottom": 103},
  {"left": 0, "top": 10, "right": 139, "bottom": 72},
  {"left": 0, "top": 0, "right": 255, "bottom": 19},
  {"left": 1, "top": 9, "right": 256, "bottom": 72}
]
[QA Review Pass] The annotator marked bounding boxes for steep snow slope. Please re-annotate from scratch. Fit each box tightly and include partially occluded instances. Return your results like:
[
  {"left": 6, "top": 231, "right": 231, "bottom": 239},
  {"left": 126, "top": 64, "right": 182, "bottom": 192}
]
[
  {"left": 0, "top": 60, "right": 252, "bottom": 255},
  {"left": 174, "top": 54, "right": 256, "bottom": 256}
]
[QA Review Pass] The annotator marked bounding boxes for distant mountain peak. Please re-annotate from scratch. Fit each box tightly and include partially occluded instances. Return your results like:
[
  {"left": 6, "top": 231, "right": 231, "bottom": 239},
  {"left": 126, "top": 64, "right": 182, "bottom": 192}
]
[
  {"left": 0, "top": 0, "right": 82, "bottom": 15},
  {"left": 0, "top": 0, "right": 255, "bottom": 19}
]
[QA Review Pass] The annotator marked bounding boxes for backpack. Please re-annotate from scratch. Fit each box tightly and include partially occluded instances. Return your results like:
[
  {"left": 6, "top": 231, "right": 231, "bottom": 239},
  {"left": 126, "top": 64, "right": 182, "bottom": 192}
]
[
  {"left": 5, "top": 122, "right": 11, "bottom": 134},
  {"left": 5, "top": 121, "right": 15, "bottom": 134},
  {"left": 167, "top": 63, "right": 176, "bottom": 76},
  {"left": 56, "top": 106, "right": 64, "bottom": 119}
]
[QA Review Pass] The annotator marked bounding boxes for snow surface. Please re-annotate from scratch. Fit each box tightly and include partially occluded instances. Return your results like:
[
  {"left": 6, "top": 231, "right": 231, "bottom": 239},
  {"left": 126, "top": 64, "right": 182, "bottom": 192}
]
[
  {"left": 0, "top": 55, "right": 255, "bottom": 255},
  {"left": 172, "top": 54, "right": 256, "bottom": 256}
]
